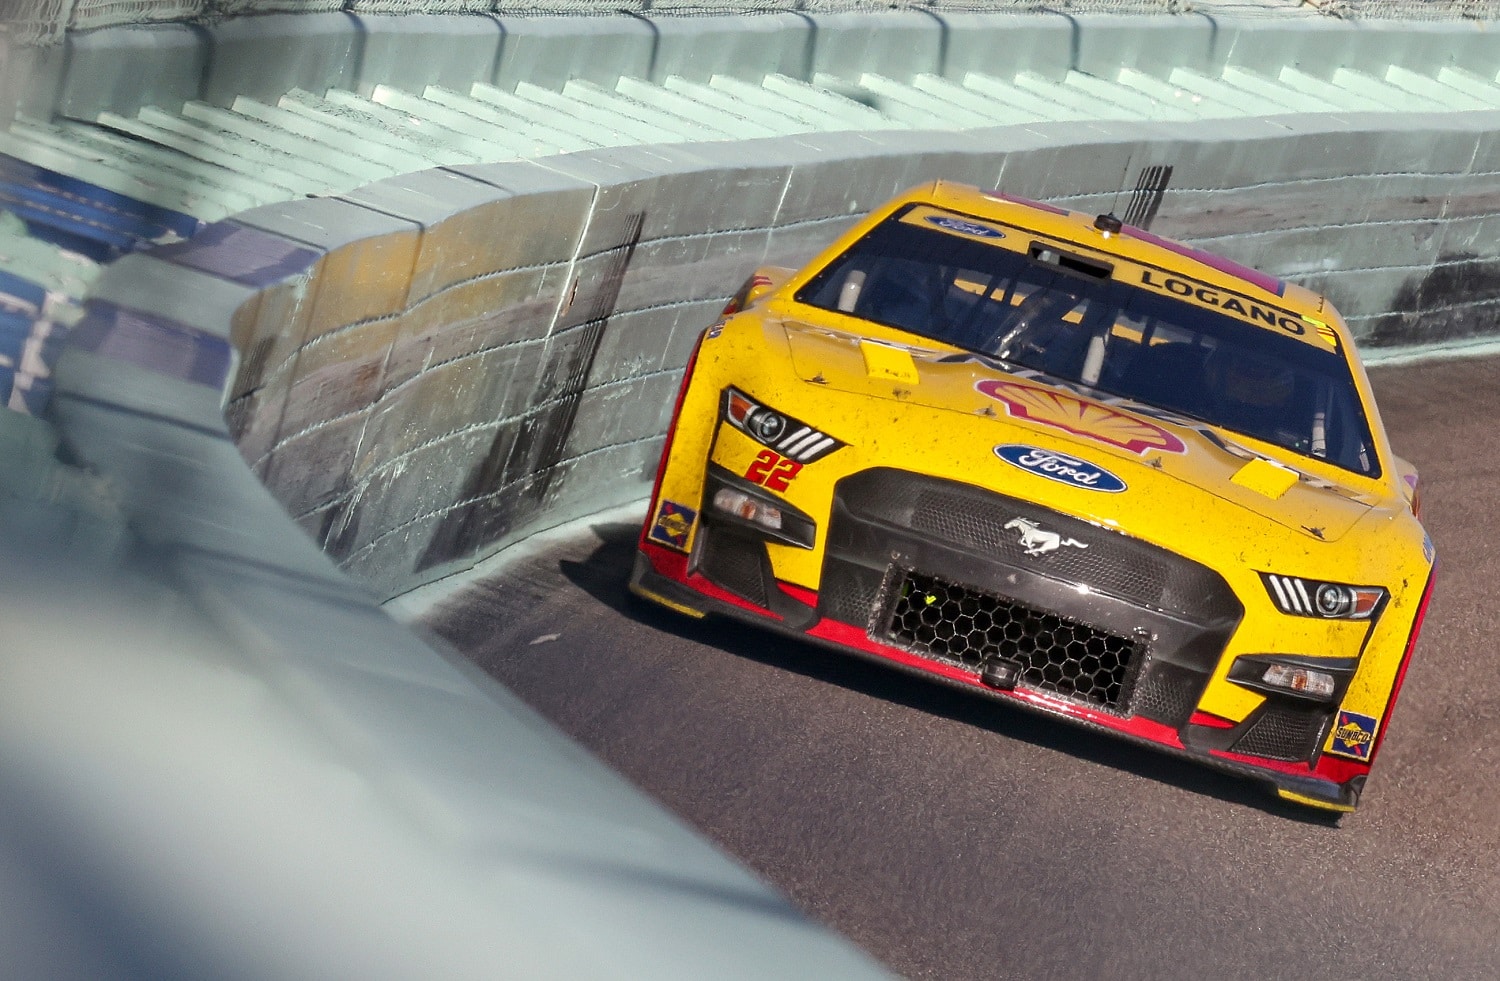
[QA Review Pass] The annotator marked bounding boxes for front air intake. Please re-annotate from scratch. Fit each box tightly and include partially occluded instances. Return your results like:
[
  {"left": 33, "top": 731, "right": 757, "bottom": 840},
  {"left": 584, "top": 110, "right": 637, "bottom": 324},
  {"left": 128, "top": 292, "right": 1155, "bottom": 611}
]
[{"left": 880, "top": 569, "right": 1144, "bottom": 712}]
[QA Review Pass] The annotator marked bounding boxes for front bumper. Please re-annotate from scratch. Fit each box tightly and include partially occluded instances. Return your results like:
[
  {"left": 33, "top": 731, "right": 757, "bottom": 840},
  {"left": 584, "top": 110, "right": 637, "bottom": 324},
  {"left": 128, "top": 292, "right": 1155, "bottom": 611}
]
[{"left": 632, "top": 468, "right": 1374, "bottom": 813}]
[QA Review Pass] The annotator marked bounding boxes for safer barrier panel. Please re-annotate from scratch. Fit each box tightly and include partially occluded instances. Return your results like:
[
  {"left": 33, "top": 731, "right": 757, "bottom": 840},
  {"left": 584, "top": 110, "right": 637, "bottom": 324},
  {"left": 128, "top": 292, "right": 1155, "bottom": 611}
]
[
  {"left": 353, "top": 12, "right": 503, "bottom": 97},
  {"left": 202, "top": 13, "right": 362, "bottom": 108},
  {"left": 228, "top": 197, "right": 422, "bottom": 536},
  {"left": 490, "top": 15, "right": 656, "bottom": 92}
]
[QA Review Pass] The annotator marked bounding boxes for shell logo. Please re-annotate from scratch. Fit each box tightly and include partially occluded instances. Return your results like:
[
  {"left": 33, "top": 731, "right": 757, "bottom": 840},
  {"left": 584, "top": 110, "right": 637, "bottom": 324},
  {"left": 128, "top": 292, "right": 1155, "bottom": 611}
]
[{"left": 976, "top": 378, "right": 1187, "bottom": 455}]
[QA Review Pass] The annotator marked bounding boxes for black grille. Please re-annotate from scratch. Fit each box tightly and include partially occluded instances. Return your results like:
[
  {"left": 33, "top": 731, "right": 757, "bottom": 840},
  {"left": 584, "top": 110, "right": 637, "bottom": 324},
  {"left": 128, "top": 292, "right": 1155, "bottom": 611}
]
[
  {"left": 881, "top": 569, "right": 1142, "bottom": 711},
  {"left": 838, "top": 470, "right": 1240, "bottom": 621},
  {"left": 698, "top": 528, "right": 769, "bottom": 608},
  {"left": 1231, "top": 704, "right": 1328, "bottom": 762},
  {"left": 820, "top": 560, "right": 885, "bottom": 629},
  {"left": 1131, "top": 664, "right": 1204, "bottom": 728}
]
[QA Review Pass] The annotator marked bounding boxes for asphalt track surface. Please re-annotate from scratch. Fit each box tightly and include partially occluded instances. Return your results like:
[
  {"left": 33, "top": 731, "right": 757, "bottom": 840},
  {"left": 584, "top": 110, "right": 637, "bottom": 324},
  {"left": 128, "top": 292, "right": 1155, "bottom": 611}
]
[{"left": 421, "top": 355, "right": 1500, "bottom": 980}]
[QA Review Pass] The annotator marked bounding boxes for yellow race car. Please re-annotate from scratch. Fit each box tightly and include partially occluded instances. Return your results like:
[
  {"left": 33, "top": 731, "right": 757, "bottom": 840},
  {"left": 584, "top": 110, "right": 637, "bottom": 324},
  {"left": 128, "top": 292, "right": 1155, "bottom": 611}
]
[{"left": 631, "top": 180, "right": 1435, "bottom": 813}]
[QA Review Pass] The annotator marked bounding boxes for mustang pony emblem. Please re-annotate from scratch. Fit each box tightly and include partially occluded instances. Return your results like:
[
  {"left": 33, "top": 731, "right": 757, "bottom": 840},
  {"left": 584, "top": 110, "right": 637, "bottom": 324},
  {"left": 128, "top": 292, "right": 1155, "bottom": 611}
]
[{"left": 1004, "top": 517, "right": 1089, "bottom": 556}]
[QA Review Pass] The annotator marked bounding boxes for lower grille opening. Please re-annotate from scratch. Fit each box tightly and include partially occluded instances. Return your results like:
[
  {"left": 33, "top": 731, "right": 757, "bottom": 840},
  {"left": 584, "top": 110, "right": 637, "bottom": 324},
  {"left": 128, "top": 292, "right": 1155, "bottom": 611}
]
[
  {"left": 1231, "top": 703, "right": 1330, "bottom": 762},
  {"left": 698, "top": 526, "right": 770, "bottom": 609},
  {"left": 881, "top": 569, "right": 1142, "bottom": 711}
]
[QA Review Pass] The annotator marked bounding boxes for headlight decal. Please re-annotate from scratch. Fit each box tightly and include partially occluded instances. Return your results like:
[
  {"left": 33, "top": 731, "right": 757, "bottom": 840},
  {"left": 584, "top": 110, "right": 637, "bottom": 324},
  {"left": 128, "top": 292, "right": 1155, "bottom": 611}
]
[
  {"left": 722, "top": 388, "right": 844, "bottom": 464},
  {"left": 1265, "top": 573, "right": 1312, "bottom": 614},
  {"left": 1262, "top": 573, "right": 1385, "bottom": 621}
]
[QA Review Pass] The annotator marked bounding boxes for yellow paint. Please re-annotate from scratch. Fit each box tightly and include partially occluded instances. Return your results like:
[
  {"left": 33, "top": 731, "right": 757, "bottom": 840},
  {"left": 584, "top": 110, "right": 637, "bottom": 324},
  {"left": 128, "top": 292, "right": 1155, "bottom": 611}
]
[
  {"left": 743, "top": 266, "right": 795, "bottom": 309},
  {"left": 710, "top": 422, "right": 774, "bottom": 477},
  {"left": 1276, "top": 789, "right": 1355, "bottom": 813},
  {"left": 859, "top": 339, "right": 920, "bottom": 384},
  {"left": 1231, "top": 458, "right": 1300, "bottom": 499},
  {"left": 628, "top": 582, "right": 707, "bottom": 618}
]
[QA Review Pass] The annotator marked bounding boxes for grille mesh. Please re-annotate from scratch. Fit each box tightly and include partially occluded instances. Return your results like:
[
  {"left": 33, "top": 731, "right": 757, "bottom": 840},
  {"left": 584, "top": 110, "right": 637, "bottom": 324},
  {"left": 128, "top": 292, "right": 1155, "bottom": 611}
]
[
  {"left": 909, "top": 488, "right": 1177, "bottom": 609},
  {"left": 882, "top": 569, "right": 1141, "bottom": 711},
  {"left": 820, "top": 560, "right": 885, "bottom": 629},
  {"left": 839, "top": 469, "right": 1240, "bottom": 621},
  {"left": 699, "top": 529, "right": 769, "bottom": 608},
  {"left": 1130, "top": 665, "right": 1203, "bottom": 728},
  {"left": 1232, "top": 705, "right": 1327, "bottom": 762}
]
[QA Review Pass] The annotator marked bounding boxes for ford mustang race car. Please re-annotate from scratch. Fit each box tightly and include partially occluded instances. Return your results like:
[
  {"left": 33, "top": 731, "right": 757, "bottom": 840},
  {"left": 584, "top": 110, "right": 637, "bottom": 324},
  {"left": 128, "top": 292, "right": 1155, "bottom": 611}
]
[{"left": 630, "top": 180, "right": 1435, "bottom": 813}]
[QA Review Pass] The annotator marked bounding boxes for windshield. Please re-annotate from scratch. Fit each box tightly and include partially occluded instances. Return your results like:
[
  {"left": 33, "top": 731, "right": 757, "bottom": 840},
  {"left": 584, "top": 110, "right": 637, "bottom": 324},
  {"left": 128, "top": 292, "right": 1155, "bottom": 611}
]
[{"left": 795, "top": 206, "right": 1379, "bottom": 477}]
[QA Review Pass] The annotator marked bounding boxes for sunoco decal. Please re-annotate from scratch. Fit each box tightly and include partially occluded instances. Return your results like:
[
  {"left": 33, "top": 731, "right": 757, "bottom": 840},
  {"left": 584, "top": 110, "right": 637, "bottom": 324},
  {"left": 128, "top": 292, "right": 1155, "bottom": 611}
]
[
  {"left": 995, "top": 444, "right": 1127, "bottom": 493},
  {"left": 925, "top": 215, "right": 1005, "bottom": 239},
  {"left": 650, "top": 500, "right": 697, "bottom": 551},
  {"left": 1329, "top": 709, "right": 1379, "bottom": 761},
  {"left": 977, "top": 377, "right": 1186, "bottom": 455}
]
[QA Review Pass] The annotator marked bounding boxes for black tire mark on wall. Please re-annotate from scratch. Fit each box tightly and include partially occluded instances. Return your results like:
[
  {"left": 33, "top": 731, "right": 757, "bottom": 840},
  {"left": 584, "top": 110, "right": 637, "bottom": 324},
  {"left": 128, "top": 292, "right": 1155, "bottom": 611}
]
[
  {"left": 1123, "top": 165, "right": 1172, "bottom": 231},
  {"left": 414, "top": 212, "right": 646, "bottom": 573},
  {"left": 1368, "top": 251, "right": 1500, "bottom": 347}
]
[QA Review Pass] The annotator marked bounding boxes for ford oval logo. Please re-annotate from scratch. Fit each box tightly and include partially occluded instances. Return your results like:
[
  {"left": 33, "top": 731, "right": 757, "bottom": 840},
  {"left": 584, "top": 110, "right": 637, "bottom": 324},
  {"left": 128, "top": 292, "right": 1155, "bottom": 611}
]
[
  {"left": 925, "top": 215, "right": 1004, "bottom": 239},
  {"left": 994, "top": 444, "right": 1127, "bottom": 493}
]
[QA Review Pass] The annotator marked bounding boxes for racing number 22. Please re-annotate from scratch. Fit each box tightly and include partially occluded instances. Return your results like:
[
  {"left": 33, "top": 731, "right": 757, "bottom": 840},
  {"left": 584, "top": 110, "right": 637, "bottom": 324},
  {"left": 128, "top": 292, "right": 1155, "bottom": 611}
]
[{"left": 745, "top": 450, "right": 802, "bottom": 492}]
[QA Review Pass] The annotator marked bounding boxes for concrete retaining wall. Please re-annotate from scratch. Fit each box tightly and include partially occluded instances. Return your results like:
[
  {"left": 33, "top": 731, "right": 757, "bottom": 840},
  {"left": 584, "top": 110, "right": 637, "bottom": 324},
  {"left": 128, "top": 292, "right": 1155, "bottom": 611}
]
[{"left": 107, "top": 110, "right": 1491, "bottom": 600}]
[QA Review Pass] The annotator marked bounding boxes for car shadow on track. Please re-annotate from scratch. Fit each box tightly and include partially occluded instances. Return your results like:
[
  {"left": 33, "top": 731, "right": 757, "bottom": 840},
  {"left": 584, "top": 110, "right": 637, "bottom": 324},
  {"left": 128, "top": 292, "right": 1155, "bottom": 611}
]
[{"left": 561, "top": 520, "right": 1340, "bottom": 826}]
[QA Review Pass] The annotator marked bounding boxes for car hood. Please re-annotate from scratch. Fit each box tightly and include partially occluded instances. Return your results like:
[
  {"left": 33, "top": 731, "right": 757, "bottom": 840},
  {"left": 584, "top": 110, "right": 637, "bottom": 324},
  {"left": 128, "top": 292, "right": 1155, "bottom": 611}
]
[{"left": 780, "top": 321, "right": 1380, "bottom": 543}]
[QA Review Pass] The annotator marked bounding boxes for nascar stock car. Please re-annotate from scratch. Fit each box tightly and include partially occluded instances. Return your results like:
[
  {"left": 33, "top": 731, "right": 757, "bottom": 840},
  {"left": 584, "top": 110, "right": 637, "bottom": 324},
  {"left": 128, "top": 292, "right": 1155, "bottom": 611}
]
[{"left": 630, "top": 180, "right": 1435, "bottom": 813}]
